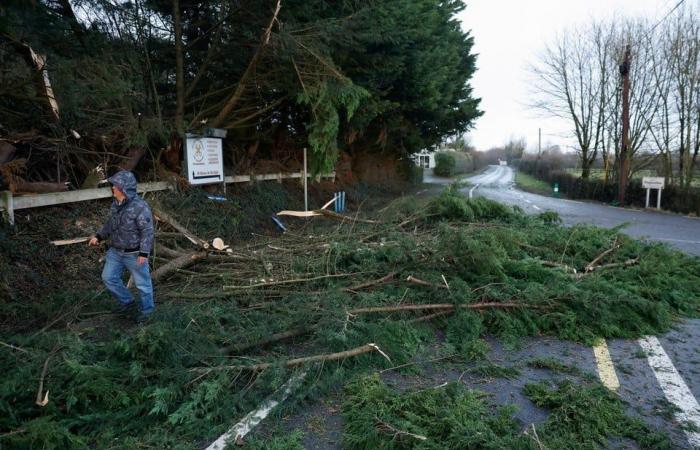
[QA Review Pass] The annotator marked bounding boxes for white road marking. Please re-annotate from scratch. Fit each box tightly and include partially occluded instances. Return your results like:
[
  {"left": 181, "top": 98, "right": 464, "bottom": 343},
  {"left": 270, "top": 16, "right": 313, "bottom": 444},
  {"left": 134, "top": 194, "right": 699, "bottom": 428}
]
[
  {"left": 653, "top": 238, "right": 700, "bottom": 245},
  {"left": 206, "top": 372, "right": 307, "bottom": 449},
  {"left": 532, "top": 205, "right": 541, "bottom": 211},
  {"left": 593, "top": 340, "right": 620, "bottom": 391},
  {"left": 639, "top": 336, "right": 700, "bottom": 447},
  {"left": 469, "top": 184, "right": 480, "bottom": 199}
]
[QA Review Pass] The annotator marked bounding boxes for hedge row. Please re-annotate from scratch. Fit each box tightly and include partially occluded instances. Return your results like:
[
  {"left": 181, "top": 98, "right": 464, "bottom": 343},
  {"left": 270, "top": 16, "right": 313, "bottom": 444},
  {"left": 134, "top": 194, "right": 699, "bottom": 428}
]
[{"left": 519, "top": 160, "right": 700, "bottom": 216}]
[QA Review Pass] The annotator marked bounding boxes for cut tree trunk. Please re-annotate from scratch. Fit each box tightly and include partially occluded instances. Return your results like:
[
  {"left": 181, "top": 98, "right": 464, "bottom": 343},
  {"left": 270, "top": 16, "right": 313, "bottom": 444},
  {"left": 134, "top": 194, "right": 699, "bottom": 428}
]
[{"left": 152, "top": 250, "right": 208, "bottom": 283}]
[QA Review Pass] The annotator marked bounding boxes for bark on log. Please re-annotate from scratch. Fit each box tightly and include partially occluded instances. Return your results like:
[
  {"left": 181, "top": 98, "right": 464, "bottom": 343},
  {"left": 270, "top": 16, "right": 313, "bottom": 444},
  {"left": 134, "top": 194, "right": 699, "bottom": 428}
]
[
  {"left": 152, "top": 206, "right": 209, "bottom": 248},
  {"left": 195, "top": 343, "right": 386, "bottom": 372},
  {"left": 152, "top": 251, "right": 208, "bottom": 283}
]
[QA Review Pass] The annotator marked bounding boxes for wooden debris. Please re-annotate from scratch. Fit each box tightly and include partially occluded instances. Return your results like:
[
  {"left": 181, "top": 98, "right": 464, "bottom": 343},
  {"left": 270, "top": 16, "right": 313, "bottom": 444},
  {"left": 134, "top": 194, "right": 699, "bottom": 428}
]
[
  {"left": 348, "top": 302, "right": 537, "bottom": 315},
  {"left": 276, "top": 208, "right": 379, "bottom": 224},
  {"left": 194, "top": 342, "right": 390, "bottom": 372},
  {"left": 343, "top": 272, "right": 396, "bottom": 293},
  {"left": 152, "top": 251, "right": 208, "bottom": 283},
  {"left": 223, "top": 273, "right": 356, "bottom": 290},
  {"left": 35, "top": 345, "right": 60, "bottom": 407},
  {"left": 153, "top": 206, "right": 209, "bottom": 249},
  {"left": 405, "top": 275, "right": 447, "bottom": 289},
  {"left": 51, "top": 236, "right": 90, "bottom": 246},
  {"left": 375, "top": 416, "right": 427, "bottom": 442},
  {"left": 585, "top": 240, "right": 620, "bottom": 272}
]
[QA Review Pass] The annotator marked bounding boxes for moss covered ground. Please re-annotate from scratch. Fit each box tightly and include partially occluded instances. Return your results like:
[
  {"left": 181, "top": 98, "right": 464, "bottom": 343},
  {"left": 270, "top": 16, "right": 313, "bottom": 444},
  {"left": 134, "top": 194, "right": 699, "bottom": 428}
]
[{"left": 1, "top": 184, "right": 699, "bottom": 449}]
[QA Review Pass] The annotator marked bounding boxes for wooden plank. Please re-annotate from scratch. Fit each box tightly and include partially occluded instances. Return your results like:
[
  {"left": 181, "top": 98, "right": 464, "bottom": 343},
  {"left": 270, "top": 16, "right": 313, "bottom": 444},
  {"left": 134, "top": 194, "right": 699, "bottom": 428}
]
[
  {"left": 12, "top": 181, "right": 172, "bottom": 210},
  {"left": 3, "top": 172, "right": 335, "bottom": 215},
  {"left": 224, "top": 175, "right": 251, "bottom": 183},
  {"left": 51, "top": 236, "right": 90, "bottom": 246}
]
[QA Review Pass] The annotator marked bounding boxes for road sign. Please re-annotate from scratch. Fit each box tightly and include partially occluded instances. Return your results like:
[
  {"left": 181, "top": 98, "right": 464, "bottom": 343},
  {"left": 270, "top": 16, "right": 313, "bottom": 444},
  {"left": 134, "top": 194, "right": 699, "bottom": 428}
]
[
  {"left": 642, "top": 177, "right": 664, "bottom": 209},
  {"left": 642, "top": 177, "right": 664, "bottom": 189},
  {"left": 186, "top": 137, "right": 224, "bottom": 185}
]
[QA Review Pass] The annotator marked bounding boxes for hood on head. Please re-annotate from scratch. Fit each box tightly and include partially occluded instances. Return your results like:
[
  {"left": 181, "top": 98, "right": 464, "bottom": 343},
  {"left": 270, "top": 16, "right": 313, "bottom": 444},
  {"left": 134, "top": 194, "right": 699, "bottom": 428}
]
[{"left": 108, "top": 171, "right": 138, "bottom": 200}]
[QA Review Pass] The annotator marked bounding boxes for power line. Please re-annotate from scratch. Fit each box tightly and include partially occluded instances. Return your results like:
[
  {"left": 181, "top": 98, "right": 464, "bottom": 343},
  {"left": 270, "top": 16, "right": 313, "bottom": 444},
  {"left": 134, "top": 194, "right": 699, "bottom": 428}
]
[{"left": 648, "top": 0, "right": 686, "bottom": 35}]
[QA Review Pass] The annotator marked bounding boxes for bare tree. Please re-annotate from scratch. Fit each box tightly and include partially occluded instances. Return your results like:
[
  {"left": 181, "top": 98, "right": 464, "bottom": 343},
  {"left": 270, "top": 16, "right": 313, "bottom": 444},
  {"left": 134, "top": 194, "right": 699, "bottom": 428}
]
[{"left": 529, "top": 25, "right": 608, "bottom": 178}]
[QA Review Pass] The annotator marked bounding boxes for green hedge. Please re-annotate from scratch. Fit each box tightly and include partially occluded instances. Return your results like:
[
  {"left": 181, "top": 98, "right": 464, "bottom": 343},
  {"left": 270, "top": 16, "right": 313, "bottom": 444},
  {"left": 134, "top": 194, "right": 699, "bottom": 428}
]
[
  {"left": 519, "top": 160, "right": 700, "bottom": 216},
  {"left": 434, "top": 152, "right": 456, "bottom": 176}
]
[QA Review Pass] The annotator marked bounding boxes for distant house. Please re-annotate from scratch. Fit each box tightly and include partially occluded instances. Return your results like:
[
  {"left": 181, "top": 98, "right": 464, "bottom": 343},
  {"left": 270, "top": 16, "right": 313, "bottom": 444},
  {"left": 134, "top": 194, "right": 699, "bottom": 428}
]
[
  {"left": 412, "top": 149, "right": 436, "bottom": 169},
  {"left": 412, "top": 145, "right": 457, "bottom": 169},
  {"left": 498, "top": 159, "right": 508, "bottom": 166}
]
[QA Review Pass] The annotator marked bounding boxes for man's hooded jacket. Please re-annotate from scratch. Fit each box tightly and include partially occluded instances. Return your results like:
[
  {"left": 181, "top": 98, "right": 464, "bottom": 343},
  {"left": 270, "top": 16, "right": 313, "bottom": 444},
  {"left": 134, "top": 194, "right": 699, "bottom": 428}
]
[{"left": 96, "top": 171, "right": 154, "bottom": 258}]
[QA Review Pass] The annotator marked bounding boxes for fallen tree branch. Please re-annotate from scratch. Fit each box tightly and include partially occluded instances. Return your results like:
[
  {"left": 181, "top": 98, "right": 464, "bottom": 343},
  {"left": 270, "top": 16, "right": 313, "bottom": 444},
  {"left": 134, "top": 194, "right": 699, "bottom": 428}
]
[
  {"left": 343, "top": 272, "right": 396, "bottom": 292},
  {"left": 225, "top": 327, "right": 310, "bottom": 354},
  {"left": 585, "top": 240, "right": 620, "bottom": 272},
  {"left": 375, "top": 416, "right": 427, "bottom": 442},
  {"left": 580, "top": 257, "right": 640, "bottom": 276},
  {"left": 277, "top": 209, "right": 379, "bottom": 224},
  {"left": 405, "top": 275, "right": 448, "bottom": 289},
  {"left": 348, "top": 302, "right": 538, "bottom": 315},
  {"left": 223, "top": 272, "right": 357, "bottom": 290},
  {"left": 51, "top": 236, "right": 90, "bottom": 246},
  {"left": 152, "top": 251, "right": 208, "bottom": 283},
  {"left": 152, "top": 206, "right": 209, "bottom": 249},
  {"left": 193, "top": 343, "right": 390, "bottom": 372},
  {"left": 0, "top": 340, "right": 29, "bottom": 354},
  {"left": 35, "top": 344, "right": 60, "bottom": 407},
  {"left": 539, "top": 260, "right": 577, "bottom": 273}
]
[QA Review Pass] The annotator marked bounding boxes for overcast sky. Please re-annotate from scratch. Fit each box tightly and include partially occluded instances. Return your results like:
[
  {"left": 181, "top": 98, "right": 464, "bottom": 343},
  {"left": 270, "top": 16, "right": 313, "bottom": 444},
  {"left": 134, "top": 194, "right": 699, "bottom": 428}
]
[{"left": 457, "top": 0, "right": 687, "bottom": 152}]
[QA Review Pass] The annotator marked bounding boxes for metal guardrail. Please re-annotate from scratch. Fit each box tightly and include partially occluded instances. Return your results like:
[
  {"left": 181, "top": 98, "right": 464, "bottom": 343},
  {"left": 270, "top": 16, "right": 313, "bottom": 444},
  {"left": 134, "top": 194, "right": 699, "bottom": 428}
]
[{"left": 0, "top": 171, "right": 335, "bottom": 225}]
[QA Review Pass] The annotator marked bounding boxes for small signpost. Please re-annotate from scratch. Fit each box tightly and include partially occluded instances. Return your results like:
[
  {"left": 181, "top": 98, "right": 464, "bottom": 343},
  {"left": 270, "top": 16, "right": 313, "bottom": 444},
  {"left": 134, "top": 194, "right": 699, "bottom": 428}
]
[
  {"left": 642, "top": 177, "right": 664, "bottom": 209},
  {"left": 186, "top": 134, "right": 225, "bottom": 185}
]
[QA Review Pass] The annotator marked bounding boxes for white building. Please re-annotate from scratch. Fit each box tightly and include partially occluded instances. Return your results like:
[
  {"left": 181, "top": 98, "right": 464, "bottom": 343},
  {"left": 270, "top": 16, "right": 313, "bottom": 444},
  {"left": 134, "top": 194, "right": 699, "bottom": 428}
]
[{"left": 412, "top": 149, "right": 436, "bottom": 169}]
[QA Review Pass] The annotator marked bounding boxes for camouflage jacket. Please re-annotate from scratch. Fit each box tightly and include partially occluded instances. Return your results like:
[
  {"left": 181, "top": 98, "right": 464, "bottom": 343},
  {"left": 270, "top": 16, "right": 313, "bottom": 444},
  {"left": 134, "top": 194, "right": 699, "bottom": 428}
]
[{"left": 96, "top": 171, "right": 154, "bottom": 257}]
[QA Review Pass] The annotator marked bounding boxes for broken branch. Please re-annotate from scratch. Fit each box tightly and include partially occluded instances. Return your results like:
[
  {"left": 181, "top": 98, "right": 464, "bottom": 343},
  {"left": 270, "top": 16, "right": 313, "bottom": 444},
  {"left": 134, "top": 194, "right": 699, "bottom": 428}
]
[
  {"left": 194, "top": 343, "right": 389, "bottom": 372},
  {"left": 348, "top": 302, "right": 538, "bottom": 315}
]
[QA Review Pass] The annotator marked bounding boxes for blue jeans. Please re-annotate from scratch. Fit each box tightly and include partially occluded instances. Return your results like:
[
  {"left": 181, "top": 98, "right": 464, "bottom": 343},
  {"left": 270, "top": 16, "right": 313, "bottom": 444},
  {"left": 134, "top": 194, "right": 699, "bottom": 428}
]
[{"left": 102, "top": 248, "right": 155, "bottom": 315}]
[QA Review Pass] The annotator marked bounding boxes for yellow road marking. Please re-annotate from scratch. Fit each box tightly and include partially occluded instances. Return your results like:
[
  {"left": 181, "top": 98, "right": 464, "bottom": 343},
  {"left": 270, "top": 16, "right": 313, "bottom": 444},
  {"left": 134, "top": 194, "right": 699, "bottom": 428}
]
[{"left": 593, "top": 339, "right": 620, "bottom": 391}]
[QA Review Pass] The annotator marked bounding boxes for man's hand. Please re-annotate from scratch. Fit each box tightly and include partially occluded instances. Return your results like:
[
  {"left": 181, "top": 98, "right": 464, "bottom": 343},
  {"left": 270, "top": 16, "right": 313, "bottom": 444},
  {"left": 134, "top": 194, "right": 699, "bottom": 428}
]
[
  {"left": 88, "top": 236, "right": 100, "bottom": 246},
  {"left": 137, "top": 256, "right": 148, "bottom": 265}
]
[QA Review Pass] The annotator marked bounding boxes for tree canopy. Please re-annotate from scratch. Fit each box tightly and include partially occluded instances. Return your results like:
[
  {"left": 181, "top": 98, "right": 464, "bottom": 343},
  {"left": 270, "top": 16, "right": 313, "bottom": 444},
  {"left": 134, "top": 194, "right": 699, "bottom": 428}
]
[{"left": 0, "top": 0, "right": 481, "bottom": 179}]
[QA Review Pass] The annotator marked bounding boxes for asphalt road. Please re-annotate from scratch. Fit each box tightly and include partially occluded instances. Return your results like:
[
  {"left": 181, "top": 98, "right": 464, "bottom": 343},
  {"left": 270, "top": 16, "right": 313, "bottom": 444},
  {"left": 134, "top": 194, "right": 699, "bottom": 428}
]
[{"left": 462, "top": 165, "right": 700, "bottom": 256}]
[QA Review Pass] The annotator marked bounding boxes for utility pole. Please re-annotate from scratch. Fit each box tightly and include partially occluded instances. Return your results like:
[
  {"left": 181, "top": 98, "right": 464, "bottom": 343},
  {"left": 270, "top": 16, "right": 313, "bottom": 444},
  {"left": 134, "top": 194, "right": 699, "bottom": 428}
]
[
  {"left": 618, "top": 44, "right": 631, "bottom": 206},
  {"left": 538, "top": 128, "right": 542, "bottom": 157}
]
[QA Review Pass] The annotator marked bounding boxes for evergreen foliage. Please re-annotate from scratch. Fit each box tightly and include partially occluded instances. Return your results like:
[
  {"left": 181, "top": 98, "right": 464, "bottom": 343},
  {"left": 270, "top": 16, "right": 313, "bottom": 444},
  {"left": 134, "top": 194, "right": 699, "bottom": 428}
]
[
  {"left": 1, "top": 0, "right": 481, "bottom": 178},
  {"left": 1, "top": 186, "right": 699, "bottom": 448},
  {"left": 341, "top": 375, "right": 670, "bottom": 449},
  {"left": 433, "top": 152, "right": 456, "bottom": 177}
]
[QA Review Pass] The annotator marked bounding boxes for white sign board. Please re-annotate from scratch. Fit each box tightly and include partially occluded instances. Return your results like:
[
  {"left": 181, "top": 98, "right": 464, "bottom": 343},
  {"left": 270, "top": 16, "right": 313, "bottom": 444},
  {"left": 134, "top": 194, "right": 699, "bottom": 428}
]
[
  {"left": 186, "top": 137, "right": 224, "bottom": 185},
  {"left": 642, "top": 177, "right": 664, "bottom": 190}
]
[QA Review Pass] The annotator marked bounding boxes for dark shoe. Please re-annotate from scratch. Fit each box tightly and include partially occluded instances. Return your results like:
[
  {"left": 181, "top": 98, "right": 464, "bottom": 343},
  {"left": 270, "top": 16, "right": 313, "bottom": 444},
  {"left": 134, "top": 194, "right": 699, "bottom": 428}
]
[
  {"left": 112, "top": 302, "right": 136, "bottom": 314},
  {"left": 135, "top": 312, "right": 152, "bottom": 324}
]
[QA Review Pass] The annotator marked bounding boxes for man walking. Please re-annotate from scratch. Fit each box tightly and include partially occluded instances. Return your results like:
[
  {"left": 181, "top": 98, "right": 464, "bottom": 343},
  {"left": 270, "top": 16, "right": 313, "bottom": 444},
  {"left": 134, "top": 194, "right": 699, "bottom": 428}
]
[{"left": 89, "top": 170, "right": 155, "bottom": 323}]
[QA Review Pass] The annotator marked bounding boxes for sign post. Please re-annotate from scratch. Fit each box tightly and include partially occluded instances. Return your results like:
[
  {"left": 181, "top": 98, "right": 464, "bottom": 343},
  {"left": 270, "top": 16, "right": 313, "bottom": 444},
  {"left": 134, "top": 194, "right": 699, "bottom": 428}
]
[
  {"left": 185, "top": 135, "right": 224, "bottom": 186},
  {"left": 642, "top": 177, "right": 664, "bottom": 209}
]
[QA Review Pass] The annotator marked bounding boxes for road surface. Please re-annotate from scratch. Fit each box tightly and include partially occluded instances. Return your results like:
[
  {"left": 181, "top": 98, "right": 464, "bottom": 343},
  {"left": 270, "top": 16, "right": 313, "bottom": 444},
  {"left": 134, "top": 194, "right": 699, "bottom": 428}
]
[{"left": 463, "top": 165, "right": 700, "bottom": 256}]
